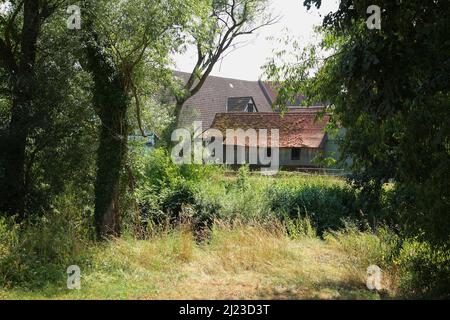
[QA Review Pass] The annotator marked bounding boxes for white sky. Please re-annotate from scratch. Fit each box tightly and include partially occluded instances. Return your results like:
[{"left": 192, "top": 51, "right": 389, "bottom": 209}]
[{"left": 172, "top": 0, "right": 339, "bottom": 81}]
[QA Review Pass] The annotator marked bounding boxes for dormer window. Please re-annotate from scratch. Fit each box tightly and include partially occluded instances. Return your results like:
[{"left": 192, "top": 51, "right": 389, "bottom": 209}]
[
  {"left": 227, "top": 97, "right": 258, "bottom": 113},
  {"left": 246, "top": 102, "right": 255, "bottom": 112}
]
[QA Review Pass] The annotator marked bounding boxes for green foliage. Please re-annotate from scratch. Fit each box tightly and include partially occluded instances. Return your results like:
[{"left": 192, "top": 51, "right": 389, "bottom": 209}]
[
  {"left": 133, "top": 148, "right": 223, "bottom": 231},
  {"left": 284, "top": 215, "right": 317, "bottom": 239},
  {"left": 266, "top": 1, "right": 450, "bottom": 248},
  {"left": 0, "top": 4, "right": 98, "bottom": 216},
  {"left": 396, "top": 240, "right": 450, "bottom": 299},
  {"left": 135, "top": 148, "right": 182, "bottom": 193},
  {"left": 266, "top": 178, "right": 360, "bottom": 234},
  {"left": 235, "top": 164, "right": 250, "bottom": 191},
  {"left": 0, "top": 212, "right": 90, "bottom": 289},
  {"left": 135, "top": 156, "right": 366, "bottom": 236}
]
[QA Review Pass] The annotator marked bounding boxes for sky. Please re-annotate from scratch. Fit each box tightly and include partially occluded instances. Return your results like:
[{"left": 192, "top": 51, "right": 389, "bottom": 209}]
[{"left": 172, "top": 0, "right": 340, "bottom": 81}]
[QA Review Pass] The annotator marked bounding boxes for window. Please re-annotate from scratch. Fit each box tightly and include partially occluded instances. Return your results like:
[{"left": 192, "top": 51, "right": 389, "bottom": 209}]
[
  {"left": 291, "top": 148, "right": 301, "bottom": 161},
  {"left": 267, "top": 147, "right": 272, "bottom": 157},
  {"left": 227, "top": 97, "right": 257, "bottom": 112}
]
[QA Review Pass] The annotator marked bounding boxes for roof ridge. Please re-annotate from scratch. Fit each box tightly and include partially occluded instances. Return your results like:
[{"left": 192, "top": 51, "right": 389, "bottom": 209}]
[
  {"left": 258, "top": 80, "right": 274, "bottom": 105},
  {"left": 173, "top": 70, "right": 261, "bottom": 83},
  {"left": 215, "top": 111, "right": 324, "bottom": 115}
]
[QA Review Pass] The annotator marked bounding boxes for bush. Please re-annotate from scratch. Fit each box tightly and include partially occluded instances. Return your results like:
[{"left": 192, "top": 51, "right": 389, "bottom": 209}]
[
  {"left": 396, "top": 240, "right": 450, "bottom": 299},
  {"left": 137, "top": 160, "right": 367, "bottom": 238},
  {"left": 134, "top": 148, "right": 226, "bottom": 235},
  {"left": 159, "top": 180, "right": 197, "bottom": 222},
  {"left": 235, "top": 164, "right": 250, "bottom": 192},
  {"left": 134, "top": 148, "right": 182, "bottom": 193},
  {"left": 266, "top": 179, "right": 359, "bottom": 234}
]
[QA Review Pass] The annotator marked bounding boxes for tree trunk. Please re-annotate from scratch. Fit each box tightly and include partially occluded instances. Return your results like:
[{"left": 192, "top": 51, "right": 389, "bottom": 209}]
[
  {"left": 2, "top": 98, "right": 30, "bottom": 218},
  {"left": 94, "top": 115, "right": 128, "bottom": 239},
  {"left": 174, "top": 100, "right": 184, "bottom": 126},
  {"left": 85, "top": 31, "right": 130, "bottom": 240}
]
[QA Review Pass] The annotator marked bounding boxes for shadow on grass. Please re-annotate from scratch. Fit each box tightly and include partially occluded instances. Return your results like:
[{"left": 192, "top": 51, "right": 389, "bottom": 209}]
[{"left": 255, "top": 279, "right": 394, "bottom": 300}]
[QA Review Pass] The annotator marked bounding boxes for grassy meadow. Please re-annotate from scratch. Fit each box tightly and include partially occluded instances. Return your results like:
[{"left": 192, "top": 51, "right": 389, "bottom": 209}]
[
  {"left": 0, "top": 222, "right": 395, "bottom": 300},
  {"left": 1, "top": 151, "right": 448, "bottom": 299}
]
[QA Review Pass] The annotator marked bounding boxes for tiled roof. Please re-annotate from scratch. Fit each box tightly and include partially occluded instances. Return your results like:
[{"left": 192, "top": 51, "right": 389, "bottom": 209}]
[
  {"left": 174, "top": 71, "right": 273, "bottom": 128},
  {"left": 208, "top": 111, "right": 330, "bottom": 149},
  {"left": 260, "top": 82, "right": 307, "bottom": 106},
  {"left": 261, "top": 82, "right": 327, "bottom": 108}
]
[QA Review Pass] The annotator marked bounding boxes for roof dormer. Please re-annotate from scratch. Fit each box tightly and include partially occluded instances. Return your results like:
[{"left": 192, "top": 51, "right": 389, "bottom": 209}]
[{"left": 227, "top": 97, "right": 258, "bottom": 113}]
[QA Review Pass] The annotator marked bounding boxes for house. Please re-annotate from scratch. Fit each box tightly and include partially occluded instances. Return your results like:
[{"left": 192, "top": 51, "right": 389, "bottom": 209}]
[
  {"left": 208, "top": 112, "right": 334, "bottom": 169},
  {"left": 174, "top": 71, "right": 339, "bottom": 169}
]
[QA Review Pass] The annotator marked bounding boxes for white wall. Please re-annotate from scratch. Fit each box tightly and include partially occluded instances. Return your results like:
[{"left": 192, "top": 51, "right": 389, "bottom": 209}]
[{"left": 279, "top": 148, "right": 319, "bottom": 167}]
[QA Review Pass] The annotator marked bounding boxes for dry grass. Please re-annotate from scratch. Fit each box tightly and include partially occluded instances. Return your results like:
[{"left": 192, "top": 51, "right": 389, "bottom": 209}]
[{"left": 0, "top": 223, "right": 397, "bottom": 300}]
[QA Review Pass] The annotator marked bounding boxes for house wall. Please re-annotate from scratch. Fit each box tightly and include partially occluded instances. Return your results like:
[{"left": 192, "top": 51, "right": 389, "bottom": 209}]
[
  {"left": 218, "top": 145, "right": 320, "bottom": 168},
  {"left": 279, "top": 148, "right": 319, "bottom": 168}
]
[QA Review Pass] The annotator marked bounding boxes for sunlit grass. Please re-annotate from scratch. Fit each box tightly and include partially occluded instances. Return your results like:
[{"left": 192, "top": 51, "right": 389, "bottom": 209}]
[{"left": 0, "top": 222, "right": 395, "bottom": 300}]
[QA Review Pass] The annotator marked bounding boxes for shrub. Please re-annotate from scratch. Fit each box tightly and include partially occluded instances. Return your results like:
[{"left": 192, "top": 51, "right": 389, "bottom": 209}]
[
  {"left": 396, "top": 240, "right": 450, "bottom": 299},
  {"left": 134, "top": 148, "right": 225, "bottom": 231},
  {"left": 159, "top": 180, "right": 196, "bottom": 221},
  {"left": 267, "top": 179, "right": 359, "bottom": 234},
  {"left": 234, "top": 164, "right": 250, "bottom": 192},
  {"left": 135, "top": 148, "right": 181, "bottom": 193}
]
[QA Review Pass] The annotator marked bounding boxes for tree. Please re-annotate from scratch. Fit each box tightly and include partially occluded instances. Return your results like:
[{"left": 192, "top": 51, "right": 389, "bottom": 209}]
[
  {"left": 80, "top": 0, "right": 198, "bottom": 239},
  {"left": 173, "top": 0, "right": 277, "bottom": 123},
  {"left": 267, "top": 0, "right": 450, "bottom": 244},
  {"left": 0, "top": 0, "right": 65, "bottom": 218}
]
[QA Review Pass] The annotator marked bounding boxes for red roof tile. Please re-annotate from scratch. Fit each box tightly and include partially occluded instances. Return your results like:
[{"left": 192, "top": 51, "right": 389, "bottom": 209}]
[{"left": 207, "top": 111, "right": 330, "bottom": 148}]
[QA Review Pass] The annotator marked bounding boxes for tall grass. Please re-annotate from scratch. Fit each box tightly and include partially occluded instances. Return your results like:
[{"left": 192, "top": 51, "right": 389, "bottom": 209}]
[
  {"left": 324, "top": 223, "right": 401, "bottom": 294},
  {"left": 2, "top": 213, "right": 446, "bottom": 299},
  {"left": 207, "top": 221, "right": 290, "bottom": 273},
  {"left": 0, "top": 213, "right": 90, "bottom": 289}
]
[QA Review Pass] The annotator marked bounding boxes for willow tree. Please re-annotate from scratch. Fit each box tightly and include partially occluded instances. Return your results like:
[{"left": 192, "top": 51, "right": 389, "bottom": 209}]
[{"left": 80, "top": 0, "right": 200, "bottom": 239}]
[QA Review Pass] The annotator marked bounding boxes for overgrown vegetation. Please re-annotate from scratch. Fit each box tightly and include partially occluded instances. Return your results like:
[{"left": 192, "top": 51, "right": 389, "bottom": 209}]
[
  {"left": 2, "top": 156, "right": 448, "bottom": 298},
  {"left": 0, "top": 0, "right": 448, "bottom": 300},
  {"left": 263, "top": 0, "right": 450, "bottom": 299}
]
